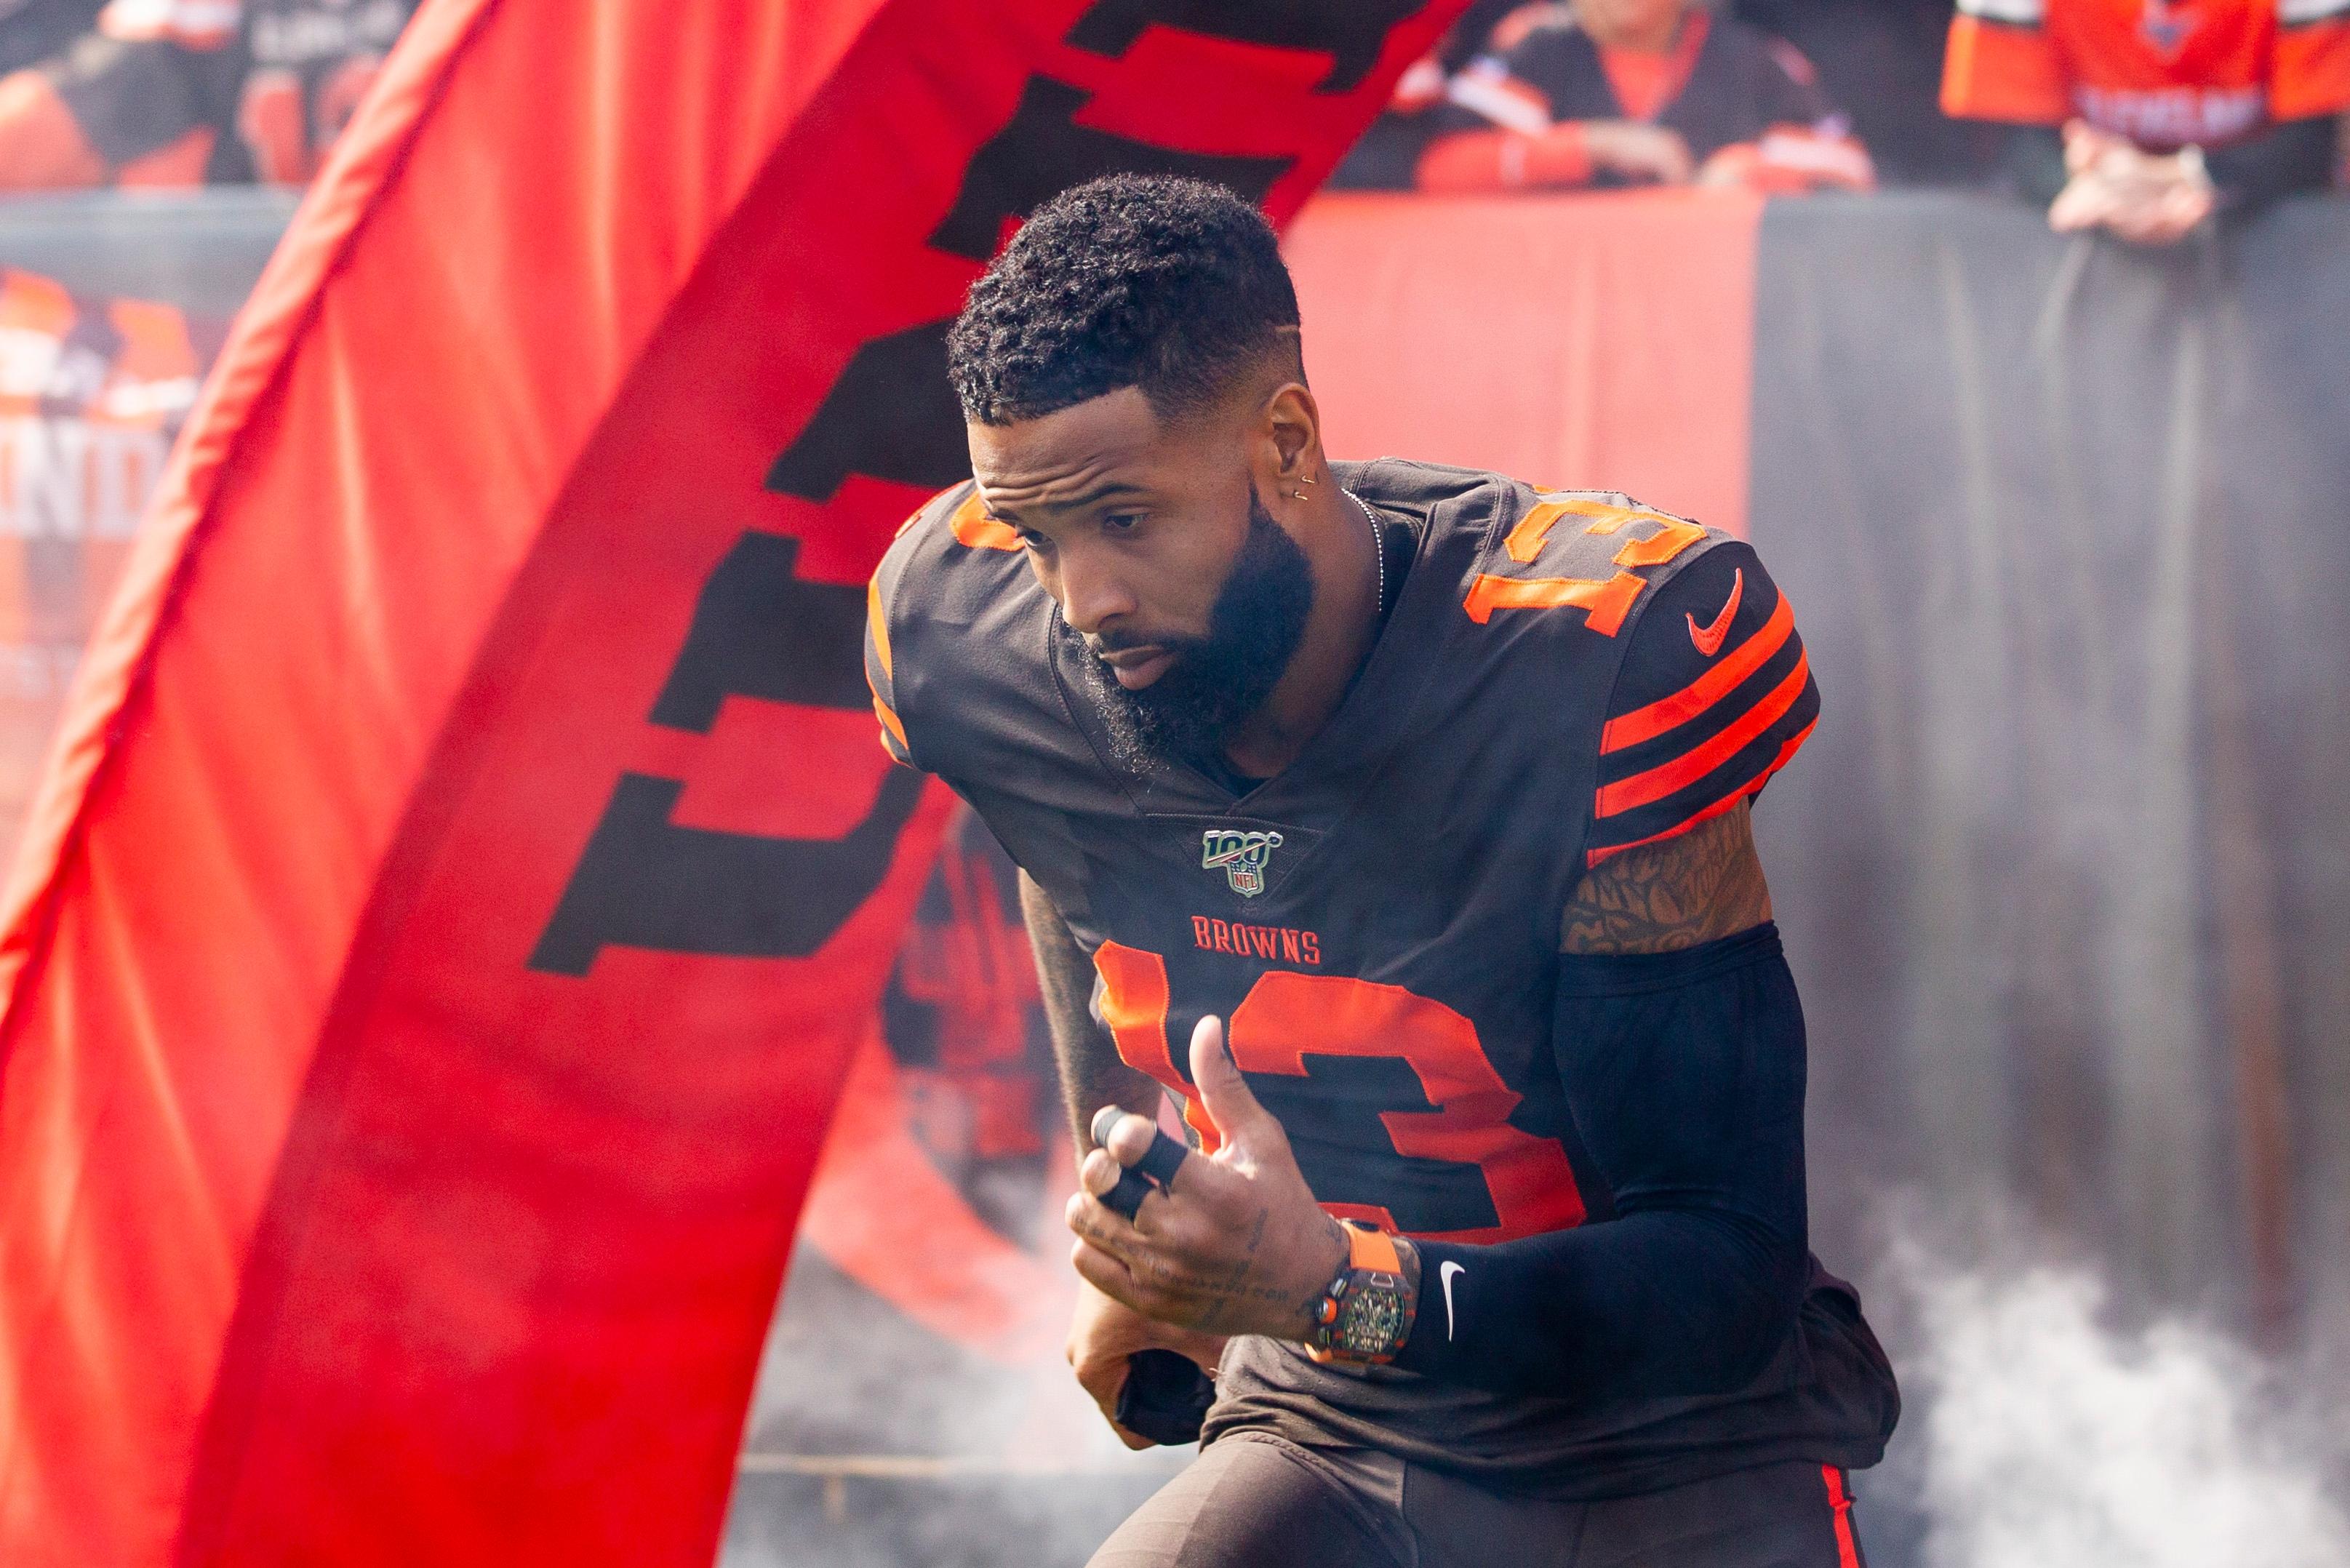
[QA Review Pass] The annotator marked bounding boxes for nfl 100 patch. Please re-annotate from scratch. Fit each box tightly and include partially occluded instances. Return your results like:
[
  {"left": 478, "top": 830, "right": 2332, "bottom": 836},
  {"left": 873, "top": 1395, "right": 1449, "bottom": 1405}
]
[{"left": 1202, "top": 828, "right": 1283, "bottom": 897}]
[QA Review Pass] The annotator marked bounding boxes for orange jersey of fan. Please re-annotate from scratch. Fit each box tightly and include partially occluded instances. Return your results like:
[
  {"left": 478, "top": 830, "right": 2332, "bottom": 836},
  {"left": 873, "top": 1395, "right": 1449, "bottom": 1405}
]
[{"left": 1943, "top": 0, "right": 2350, "bottom": 148}]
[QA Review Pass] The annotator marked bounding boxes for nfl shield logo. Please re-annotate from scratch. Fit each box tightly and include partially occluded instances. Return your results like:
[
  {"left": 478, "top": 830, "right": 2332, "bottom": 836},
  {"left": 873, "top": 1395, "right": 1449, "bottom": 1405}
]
[{"left": 1202, "top": 829, "right": 1284, "bottom": 897}]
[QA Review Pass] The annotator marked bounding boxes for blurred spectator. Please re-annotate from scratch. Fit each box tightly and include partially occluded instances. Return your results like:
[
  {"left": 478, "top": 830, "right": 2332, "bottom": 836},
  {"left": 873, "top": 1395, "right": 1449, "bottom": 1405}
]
[
  {"left": 0, "top": 0, "right": 102, "bottom": 79},
  {"left": 1413, "top": 0, "right": 1875, "bottom": 195},
  {"left": 1943, "top": 0, "right": 2350, "bottom": 242},
  {"left": 1330, "top": 0, "right": 1533, "bottom": 188},
  {"left": 0, "top": 0, "right": 412, "bottom": 192},
  {"left": 1735, "top": 0, "right": 2008, "bottom": 185}
]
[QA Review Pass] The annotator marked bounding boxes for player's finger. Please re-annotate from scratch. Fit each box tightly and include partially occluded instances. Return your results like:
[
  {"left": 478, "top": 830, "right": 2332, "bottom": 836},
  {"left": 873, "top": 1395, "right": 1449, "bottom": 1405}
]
[
  {"left": 1090, "top": 1106, "right": 1191, "bottom": 1212},
  {"left": 1188, "top": 1015, "right": 1276, "bottom": 1151},
  {"left": 1067, "top": 1188, "right": 1156, "bottom": 1257},
  {"left": 1070, "top": 1234, "right": 1143, "bottom": 1306},
  {"left": 1082, "top": 1153, "right": 1162, "bottom": 1223},
  {"left": 1085, "top": 1109, "right": 1151, "bottom": 1161},
  {"left": 1092, "top": 1106, "right": 1156, "bottom": 1164},
  {"left": 1081, "top": 1146, "right": 1127, "bottom": 1198}
]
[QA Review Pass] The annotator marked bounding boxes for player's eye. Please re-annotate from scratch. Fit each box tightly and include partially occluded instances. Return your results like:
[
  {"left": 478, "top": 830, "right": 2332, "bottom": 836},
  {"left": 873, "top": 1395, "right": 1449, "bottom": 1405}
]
[
  {"left": 1010, "top": 525, "right": 1051, "bottom": 552},
  {"left": 1102, "top": 512, "right": 1146, "bottom": 535}
]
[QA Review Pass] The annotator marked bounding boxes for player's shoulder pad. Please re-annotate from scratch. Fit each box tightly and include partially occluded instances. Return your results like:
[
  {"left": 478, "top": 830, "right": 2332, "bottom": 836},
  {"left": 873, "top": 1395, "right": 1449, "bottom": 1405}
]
[
  {"left": 867, "top": 479, "right": 1028, "bottom": 769},
  {"left": 1461, "top": 485, "right": 1730, "bottom": 641},
  {"left": 1586, "top": 537, "right": 1821, "bottom": 865}
]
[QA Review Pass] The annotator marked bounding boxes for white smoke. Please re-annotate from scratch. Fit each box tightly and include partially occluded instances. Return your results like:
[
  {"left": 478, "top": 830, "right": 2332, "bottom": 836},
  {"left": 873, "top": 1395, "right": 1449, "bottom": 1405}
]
[{"left": 1887, "top": 1231, "right": 2350, "bottom": 1568}]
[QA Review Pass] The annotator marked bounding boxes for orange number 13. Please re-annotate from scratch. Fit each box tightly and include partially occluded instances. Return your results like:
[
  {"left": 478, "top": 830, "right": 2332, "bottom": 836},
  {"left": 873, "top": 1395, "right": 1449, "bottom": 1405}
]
[{"left": 1092, "top": 942, "right": 1585, "bottom": 1244}]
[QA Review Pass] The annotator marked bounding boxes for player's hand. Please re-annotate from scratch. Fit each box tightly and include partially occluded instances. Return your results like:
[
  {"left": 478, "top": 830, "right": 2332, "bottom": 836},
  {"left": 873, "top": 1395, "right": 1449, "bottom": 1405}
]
[
  {"left": 1065, "top": 1277, "right": 1227, "bottom": 1449},
  {"left": 1580, "top": 121, "right": 1695, "bottom": 185},
  {"left": 1067, "top": 1016, "right": 1349, "bottom": 1342}
]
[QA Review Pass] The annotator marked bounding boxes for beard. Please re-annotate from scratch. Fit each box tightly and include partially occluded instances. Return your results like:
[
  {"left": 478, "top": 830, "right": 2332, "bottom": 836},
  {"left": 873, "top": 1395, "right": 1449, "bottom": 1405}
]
[{"left": 1065, "top": 485, "right": 1316, "bottom": 774}]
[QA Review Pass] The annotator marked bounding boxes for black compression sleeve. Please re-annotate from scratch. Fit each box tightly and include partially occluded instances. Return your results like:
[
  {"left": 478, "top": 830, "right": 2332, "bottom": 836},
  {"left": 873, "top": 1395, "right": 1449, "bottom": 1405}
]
[{"left": 1391, "top": 924, "right": 1809, "bottom": 1402}]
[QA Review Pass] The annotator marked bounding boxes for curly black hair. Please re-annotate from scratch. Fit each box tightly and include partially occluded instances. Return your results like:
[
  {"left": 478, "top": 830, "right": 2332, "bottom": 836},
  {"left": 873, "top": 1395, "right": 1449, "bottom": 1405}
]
[{"left": 946, "top": 175, "right": 1303, "bottom": 427}]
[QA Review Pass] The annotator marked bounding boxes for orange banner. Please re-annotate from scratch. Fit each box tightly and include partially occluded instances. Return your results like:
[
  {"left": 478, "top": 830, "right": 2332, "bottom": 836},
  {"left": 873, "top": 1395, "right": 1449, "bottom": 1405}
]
[
  {"left": 0, "top": 2, "right": 1463, "bottom": 1564},
  {"left": 1287, "top": 188, "right": 1762, "bottom": 536}
]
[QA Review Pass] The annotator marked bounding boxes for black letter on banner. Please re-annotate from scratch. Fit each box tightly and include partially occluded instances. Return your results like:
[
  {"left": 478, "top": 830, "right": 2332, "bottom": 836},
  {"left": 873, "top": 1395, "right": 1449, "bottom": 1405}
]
[
  {"left": 929, "top": 76, "right": 1294, "bottom": 261},
  {"left": 765, "top": 320, "right": 970, "bottom": 503},
  {"left": 651, "top": 532, "right": 867, "bottom": 727},
  {"left": 1065, "top": 0, "right": 1426, "bottom": 94},
  {"left": 530, "top": 532, "right": 922, "bottom": 976},
  {"left": 528, "top": 771, "right": 924, "bottom": 975}
]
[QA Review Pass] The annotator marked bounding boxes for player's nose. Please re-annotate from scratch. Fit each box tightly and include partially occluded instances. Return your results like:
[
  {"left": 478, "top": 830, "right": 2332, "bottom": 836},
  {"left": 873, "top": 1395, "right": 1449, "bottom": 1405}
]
[{"left": 1055, "top": 548, "right": 1139, "bottom": 637}]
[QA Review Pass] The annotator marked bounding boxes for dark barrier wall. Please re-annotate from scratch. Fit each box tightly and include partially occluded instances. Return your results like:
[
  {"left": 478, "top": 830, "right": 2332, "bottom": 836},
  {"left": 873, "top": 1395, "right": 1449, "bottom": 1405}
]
[
  {"left": 1749, "top": 193, "right": 2350, "bottom": 1339},
  {"left": 1287, "top": 188, "right": 2349, "bottom": 1353}
]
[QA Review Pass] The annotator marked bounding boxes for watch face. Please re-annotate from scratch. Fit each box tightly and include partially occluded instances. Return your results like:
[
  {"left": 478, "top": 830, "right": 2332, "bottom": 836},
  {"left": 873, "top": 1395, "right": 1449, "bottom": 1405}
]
[{"left": 1340, "top": 1283, "right": 1404, "bottom": 1355}]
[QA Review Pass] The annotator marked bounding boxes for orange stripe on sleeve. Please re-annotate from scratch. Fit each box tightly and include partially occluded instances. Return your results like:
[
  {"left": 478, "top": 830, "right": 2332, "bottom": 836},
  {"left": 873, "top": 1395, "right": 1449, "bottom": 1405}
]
[
  {"left": 1586, "top": 718, "right": 1815, "bottom": 866},
  {"left": 2274, "top": 17, "right": 2350, "bottom": 120},
  {"left": 1941, "top": 15, "right": 2070, "bottom": 124},
  {"left": 1588, "top": 788, "right": 1747, "bottom": 868},
  {"left": 115, "top": 125, "right": 214, "bottom": 188},
  {"left": 1596, "top": 651, "right": 1810, "bottom": 817},
  {"left": 873, "top": 695, "right": 909, "bottom": 755},
  {"left": 1602, "top": 592, "right": 1795, "bottom": 753},
  {"left": 0, "top": 71, "right": 105, "bottom": 191},
  {"left": 1415, "top": 121, "right": 1594, "bottom": 193},
  {"left": 866, "top": 575, "right": 893, "bottom": 680}
]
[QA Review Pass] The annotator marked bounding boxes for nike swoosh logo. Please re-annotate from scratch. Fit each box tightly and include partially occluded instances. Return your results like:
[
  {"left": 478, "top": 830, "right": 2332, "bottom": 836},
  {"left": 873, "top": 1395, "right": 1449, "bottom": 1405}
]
[
  {"left": 1687, "top": 567, "right": 1744, "bottom": 657},
  {"left": 1440, "top": 1261, "right": 1465, "bottom": 1341}
]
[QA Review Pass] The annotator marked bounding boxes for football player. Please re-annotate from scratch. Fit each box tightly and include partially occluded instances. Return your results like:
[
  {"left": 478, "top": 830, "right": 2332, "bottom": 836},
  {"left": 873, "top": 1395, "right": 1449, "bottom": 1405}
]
[{"left": 865, "top": 174, "right": 1897, "bottom": 1567}]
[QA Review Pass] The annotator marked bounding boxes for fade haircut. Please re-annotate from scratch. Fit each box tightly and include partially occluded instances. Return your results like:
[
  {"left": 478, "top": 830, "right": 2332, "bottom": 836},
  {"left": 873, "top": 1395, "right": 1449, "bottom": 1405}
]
[{"left": 946, "top": 174, "right": 1303, "bottom": 428}]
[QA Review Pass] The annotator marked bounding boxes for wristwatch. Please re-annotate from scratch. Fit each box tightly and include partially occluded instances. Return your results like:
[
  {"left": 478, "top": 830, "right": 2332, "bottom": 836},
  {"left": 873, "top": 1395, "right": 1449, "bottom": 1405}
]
[{"left": 1305, "top": 1220, "right": 1418, "bottom": 1365}]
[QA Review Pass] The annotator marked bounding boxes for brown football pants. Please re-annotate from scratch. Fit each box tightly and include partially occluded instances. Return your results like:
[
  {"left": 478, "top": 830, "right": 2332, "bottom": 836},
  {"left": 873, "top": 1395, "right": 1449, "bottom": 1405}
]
[{"left": 1089, "top": 1433, "right": 1869, "bottom": 1568}]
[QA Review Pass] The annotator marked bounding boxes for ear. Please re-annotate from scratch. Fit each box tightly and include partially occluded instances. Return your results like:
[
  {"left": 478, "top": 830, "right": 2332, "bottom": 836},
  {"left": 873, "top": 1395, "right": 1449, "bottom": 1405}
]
[{"left": 1263, "top": 381, "right": 1322, "bottom": 485}]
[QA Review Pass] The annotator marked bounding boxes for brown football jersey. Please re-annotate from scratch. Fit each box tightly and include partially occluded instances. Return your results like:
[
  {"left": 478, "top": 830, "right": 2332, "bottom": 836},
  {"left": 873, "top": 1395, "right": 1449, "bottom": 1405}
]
[{"left": 866, "top": 458, "right": 1892, "bottom": 1494}]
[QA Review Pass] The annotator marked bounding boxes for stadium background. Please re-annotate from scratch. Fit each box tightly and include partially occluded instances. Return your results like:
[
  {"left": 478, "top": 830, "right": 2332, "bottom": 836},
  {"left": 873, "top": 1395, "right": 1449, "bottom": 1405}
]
[{"left": 0, "top": 3, "right": 2341, "bottom": 1565}]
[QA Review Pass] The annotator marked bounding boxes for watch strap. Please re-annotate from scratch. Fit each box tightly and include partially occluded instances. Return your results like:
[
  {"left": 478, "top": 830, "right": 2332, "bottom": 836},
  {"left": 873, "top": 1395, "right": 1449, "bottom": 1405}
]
[{"left": 1305, "top": 1220, "right": 1417, "bottom": 1365}]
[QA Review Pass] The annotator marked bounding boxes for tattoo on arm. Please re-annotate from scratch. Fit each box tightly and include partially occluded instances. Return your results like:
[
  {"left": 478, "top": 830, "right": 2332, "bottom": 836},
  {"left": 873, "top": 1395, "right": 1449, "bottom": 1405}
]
[
  {"left": 1561, "top": 801, "right": 1773, "bottom": 955},
  {"left": 1018, "top": 871, "right": 1164, "bottom": 1158}
]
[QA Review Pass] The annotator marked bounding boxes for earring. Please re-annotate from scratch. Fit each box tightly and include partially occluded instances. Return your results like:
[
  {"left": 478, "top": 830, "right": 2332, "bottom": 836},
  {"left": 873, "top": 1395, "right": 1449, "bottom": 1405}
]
[
  {"left": 1287, "top": 489, "right": 1309, "bottom": 500},
  {"left": 1298, "top": 473, "right": 1318, "bottom": 487}
]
